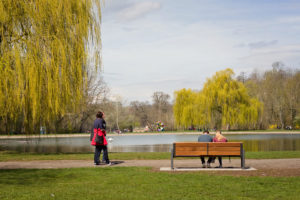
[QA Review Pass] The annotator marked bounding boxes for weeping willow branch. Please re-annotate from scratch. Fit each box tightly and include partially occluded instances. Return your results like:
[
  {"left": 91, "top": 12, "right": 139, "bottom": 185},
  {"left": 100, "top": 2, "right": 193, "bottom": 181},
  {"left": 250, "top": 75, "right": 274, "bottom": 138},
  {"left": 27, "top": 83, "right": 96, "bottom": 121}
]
[{"left": 0, "top": 0, "right": 102, "bottom": 134}]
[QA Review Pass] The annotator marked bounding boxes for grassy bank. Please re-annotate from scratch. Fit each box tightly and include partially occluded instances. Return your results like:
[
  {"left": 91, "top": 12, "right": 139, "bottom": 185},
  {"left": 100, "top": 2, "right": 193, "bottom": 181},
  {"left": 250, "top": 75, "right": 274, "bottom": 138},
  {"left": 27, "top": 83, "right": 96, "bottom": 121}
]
[
  {"left": 1, "top": 151, "right": 300, "bottom": 162},
  {"left": 0, "top": 167, "right": 299, "bottom": 200},
  {"left": 1, "top": 129, "right": 300, "bottom": 137}
]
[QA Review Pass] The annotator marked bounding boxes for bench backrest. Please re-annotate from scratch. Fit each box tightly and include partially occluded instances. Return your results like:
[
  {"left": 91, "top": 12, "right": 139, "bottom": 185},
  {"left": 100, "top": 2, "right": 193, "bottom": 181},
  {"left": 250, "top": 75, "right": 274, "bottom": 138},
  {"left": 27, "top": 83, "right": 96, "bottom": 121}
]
[{"left": 173, "top": 142, "right": 243, "bottom": 157}]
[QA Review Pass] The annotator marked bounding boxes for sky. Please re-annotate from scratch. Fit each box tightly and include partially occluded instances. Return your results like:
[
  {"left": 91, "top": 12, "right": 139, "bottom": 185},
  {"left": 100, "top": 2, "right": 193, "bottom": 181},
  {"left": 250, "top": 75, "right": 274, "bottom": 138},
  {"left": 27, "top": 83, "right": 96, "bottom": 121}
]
[{"left": 100, "top": 0, "right": 300, "bottom": 103}]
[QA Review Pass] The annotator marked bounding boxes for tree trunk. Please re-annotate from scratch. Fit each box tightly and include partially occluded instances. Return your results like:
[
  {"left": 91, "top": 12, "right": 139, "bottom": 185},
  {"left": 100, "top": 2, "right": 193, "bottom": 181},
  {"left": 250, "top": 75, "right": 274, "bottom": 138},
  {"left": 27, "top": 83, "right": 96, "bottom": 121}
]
[
  {"left": 279, "top": 107, "right": 284, "bottom": 129},
  {"left": 226, "top": 124, "right": 230, "bottom": 131},
  {"left": 5, "top": 116, "right": 8, "bottom": 134}
]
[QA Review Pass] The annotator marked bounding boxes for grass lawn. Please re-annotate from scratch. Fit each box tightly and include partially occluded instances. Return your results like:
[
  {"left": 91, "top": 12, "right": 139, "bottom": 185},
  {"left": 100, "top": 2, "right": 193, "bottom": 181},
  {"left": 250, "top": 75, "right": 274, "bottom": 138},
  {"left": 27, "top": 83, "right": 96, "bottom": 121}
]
[
  {"left": 1, "top": 151, "right": 300, "bottom": 161},
  {"left": 0, "top": 167, "right": 299, "bottom": 200}
]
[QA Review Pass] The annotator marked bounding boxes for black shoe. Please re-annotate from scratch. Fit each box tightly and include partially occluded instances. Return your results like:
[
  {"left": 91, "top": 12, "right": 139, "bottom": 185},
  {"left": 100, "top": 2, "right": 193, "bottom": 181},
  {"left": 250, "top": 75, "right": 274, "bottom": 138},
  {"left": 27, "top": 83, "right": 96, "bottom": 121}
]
[
  {"left": 94, "top": 163, "right": 100, "bottom": 165},
  {"left": 215, "top": 165, "right": 223, "bottom": 168}
]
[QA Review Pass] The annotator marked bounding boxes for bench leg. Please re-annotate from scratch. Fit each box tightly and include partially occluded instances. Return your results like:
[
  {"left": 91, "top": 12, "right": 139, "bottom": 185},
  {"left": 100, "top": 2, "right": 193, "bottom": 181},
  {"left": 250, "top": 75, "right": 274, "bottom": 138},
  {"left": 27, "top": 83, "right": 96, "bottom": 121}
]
[
  {"left": 241, "top": 149, "right": 245, "bottom": 169},
  {"left": 171, "top": 149, "right": 174, "bottom": 170}
]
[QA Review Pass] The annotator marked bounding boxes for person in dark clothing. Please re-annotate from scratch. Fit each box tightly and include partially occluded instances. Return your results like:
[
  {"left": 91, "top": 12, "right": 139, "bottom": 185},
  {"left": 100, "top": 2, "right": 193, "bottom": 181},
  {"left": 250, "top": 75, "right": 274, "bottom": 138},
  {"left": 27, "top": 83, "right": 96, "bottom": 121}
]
[
  {"left": 198, "top": 130, "right": 213, "bottom": 168},
  {"left": 91, "top": 111, "right": 111, "bottom": 165}
]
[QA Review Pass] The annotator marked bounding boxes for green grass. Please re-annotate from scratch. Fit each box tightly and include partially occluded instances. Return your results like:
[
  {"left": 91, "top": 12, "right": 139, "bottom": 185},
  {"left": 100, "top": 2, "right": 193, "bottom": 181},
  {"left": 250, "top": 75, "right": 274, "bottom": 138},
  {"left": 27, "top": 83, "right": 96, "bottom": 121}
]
[
  {"left": 0, "top": 167, "right": 299, "bottom": 200},
  {"left": 245, "top": 151, "right": 300, "bottom": 159},
  {"left": 1, "top": 151, "right": 300, "bottom": 162}
]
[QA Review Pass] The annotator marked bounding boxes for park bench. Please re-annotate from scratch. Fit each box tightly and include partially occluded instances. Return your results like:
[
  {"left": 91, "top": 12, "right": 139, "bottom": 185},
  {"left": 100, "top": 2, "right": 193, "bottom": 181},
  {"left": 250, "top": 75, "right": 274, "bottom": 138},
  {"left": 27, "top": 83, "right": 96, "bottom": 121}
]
[{"left": 171, "top": 142, "right": 245, "bottom": 169}]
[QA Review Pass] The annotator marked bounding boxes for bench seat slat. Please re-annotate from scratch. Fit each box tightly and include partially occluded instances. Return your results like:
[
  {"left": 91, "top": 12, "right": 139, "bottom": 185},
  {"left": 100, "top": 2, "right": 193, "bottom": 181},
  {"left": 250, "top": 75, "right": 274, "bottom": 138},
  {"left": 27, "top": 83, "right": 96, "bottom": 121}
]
[
  {"left": 209, "top": 143, "right": 241, "bottom": 147},
  {"left": 175, "top": 142, "right": 242, "bottom": 146},
  {"left": 209, "top": 147, "right": 241, "bottom": 151},
  {"left": 208, "top": 151, "right": 241, "bottom": 156},
  {"left": 176, "top": 147, "right": 207, "bottom": 151},
  {"left": 175, "top": 151, "right": 207, "bottom": 156},
  {"left": 175, "top": 151, "right": 241, "bottom": 156},
  {"left": 175, "top": 143, "right": 208, "bottom": 147}
]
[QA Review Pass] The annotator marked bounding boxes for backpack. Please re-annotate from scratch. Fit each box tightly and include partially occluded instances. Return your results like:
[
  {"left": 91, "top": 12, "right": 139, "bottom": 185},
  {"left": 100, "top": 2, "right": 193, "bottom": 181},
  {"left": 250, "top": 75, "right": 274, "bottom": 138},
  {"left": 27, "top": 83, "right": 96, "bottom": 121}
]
[{"left": 95, "top": 131, "right": 104, "bottom": 144}]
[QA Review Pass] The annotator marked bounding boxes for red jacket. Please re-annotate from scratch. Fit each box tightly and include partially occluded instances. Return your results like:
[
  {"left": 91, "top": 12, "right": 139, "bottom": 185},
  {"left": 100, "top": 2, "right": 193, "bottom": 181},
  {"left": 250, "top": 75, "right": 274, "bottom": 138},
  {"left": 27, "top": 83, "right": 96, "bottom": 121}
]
[{"left": 91, "top": 128, "right": 108, "bottom": 146}]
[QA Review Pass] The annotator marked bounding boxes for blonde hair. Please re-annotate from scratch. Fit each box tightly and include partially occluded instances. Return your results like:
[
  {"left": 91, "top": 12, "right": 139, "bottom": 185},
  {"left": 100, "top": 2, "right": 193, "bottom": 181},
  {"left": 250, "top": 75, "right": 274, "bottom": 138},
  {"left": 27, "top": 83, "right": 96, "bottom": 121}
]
[{"left": 215, "top": 131, "right": 226, "bottom": 141}]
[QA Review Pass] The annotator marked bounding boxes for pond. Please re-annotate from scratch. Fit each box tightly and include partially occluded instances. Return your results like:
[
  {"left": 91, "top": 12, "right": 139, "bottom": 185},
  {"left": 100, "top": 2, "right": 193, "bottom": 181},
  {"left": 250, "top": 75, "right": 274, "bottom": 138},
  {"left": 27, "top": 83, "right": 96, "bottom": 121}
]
[{"left": 0, "top": 134, "right": 300, "bottom": 153}]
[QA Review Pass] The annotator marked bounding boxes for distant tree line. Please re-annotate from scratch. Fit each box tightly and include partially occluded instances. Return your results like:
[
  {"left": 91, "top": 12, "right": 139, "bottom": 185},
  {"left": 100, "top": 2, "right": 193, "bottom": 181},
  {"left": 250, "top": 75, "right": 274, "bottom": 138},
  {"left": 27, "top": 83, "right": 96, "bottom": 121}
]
[
  {"left": 55, "top": 90, "right": 174, "bottom": 134},
  {"left": 174, "top": 65, "right": 300, "bottom": 130},
  {"left": 67, "top": 63, "right": 300, "bottom": 133},
  {"left": 87, "top": 65, "right": 300, "bottom": 132},
  {"left": 100, "top": 91, "right": 174, "bottom": 133},
  {"left": 241, "top": 62, "right": 300, "bottom": 130}
]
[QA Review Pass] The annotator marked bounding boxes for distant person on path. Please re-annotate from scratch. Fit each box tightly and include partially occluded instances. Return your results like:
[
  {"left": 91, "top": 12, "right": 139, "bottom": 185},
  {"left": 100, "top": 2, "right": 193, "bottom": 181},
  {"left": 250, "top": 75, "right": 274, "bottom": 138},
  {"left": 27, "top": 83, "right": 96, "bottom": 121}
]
[
  {"left": 213, "top": 130, "right": 228, "bottom": 168},
  {"left": 198, "top": 130, "right": 213, "bottom": 168},
  {"left": 91, "top": 111, "right": 111, "bottom": 165}
]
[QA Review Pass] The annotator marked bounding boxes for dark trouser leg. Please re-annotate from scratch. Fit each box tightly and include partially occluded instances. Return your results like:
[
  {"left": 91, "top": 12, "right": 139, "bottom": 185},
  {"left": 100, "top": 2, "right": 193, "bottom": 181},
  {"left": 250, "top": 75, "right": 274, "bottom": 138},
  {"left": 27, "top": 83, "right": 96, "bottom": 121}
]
[
  {"left": 103, "top": 145, "right": 110, "bottom": 163},
  {"left": 218, "top": 157, "right": 222, "bottom": 166},
  {"left": 94, "top": 146, "right": 102, "bottom": 164},
  {"left": 211, "top": 157, "right": 216, "bottom": 163},
  {"left": 207, "top": 157, "right": 213, "bottom": 164},
  {"left": 200, "top": 156, "right": 205, "bottom": 164}
]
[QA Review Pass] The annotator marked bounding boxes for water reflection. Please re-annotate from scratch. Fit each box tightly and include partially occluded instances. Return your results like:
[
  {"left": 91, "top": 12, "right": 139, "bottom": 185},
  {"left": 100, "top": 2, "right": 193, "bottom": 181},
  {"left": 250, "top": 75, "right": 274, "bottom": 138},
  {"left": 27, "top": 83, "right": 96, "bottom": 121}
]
[{"left": 0, "top": 134, "right": 299, "bottom": 153}]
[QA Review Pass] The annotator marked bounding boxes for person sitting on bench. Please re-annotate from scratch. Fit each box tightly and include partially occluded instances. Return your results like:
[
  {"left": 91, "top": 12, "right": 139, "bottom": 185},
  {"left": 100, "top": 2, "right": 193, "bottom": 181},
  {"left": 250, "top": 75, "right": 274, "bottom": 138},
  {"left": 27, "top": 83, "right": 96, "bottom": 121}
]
[
  {"left": 213, "top": 130, "right": 228, "bottom": 168},
  {"left": 198, "top": 130, "right": 213, "bottom": 168}
]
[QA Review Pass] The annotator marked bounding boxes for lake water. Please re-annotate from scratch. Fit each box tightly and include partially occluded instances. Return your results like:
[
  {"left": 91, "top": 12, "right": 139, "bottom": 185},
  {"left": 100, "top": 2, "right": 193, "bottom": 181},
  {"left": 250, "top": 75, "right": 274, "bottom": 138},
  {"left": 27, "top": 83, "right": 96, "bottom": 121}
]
[{"left": 0, "top": 134, "right": 300, "bottom": 153}]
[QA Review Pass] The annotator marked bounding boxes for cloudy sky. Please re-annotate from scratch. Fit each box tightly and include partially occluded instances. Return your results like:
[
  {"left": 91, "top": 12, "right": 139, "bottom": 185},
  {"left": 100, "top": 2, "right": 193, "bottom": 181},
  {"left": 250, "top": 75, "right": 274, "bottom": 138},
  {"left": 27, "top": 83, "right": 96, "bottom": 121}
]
[{"left": 100, "top": 0, "right": 300, "bottom": 102}]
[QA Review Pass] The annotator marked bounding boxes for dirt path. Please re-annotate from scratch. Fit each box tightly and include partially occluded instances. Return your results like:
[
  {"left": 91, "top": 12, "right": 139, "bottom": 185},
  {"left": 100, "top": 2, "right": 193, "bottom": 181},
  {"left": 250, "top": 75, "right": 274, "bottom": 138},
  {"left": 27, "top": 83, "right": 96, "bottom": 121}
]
[{"left": 1, "top": 159, "right": 300, "bottom": 177}]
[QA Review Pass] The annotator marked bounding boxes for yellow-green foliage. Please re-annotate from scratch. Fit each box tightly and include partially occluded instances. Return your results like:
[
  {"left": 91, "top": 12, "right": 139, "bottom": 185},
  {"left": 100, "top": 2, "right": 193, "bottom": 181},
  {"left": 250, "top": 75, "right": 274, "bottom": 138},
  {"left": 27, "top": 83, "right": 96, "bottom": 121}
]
[
  {"left": 0, "top": 0, "right": 101, "bottom": 133},
  {"left": 173, "top": 69, "right": 263, "bottom": 129},
  {"left": 173, "top": 89, "right": 196, "bottom": 127},
  {"left": 269, "top": 124, "right": 277, "bottom": 129}
]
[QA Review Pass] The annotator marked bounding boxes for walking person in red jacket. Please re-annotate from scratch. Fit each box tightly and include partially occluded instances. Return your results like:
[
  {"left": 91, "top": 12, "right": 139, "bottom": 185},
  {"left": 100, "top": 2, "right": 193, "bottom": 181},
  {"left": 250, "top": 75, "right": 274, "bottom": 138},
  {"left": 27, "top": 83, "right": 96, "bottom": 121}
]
[
  {"left": 213, "top": 130, "right": 228, "bottom": 168},
  {"left": 91, "top": 111, "right": 111, "bottom": 165}
]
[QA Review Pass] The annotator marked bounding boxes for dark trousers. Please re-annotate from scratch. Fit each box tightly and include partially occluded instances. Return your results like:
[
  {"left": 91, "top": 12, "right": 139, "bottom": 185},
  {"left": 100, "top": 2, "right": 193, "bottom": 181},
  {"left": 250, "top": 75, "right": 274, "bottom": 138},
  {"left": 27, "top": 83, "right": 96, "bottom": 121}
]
[
  {"left": 94, "top": 145, "right": 110, "bottom": 164},
  {"left": 217, "top": 156, "right": 222, "bottom": 166},
  {"left": 200, "top": 156, "right": 213, "bottom": 164}
]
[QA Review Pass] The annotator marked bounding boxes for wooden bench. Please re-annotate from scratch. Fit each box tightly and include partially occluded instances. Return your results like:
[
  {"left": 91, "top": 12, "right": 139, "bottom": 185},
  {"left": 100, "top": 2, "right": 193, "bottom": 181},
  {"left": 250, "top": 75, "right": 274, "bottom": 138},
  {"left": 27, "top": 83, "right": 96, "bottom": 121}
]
[{"left": 171, "top": 142, "right": 245, "bottom": 169}]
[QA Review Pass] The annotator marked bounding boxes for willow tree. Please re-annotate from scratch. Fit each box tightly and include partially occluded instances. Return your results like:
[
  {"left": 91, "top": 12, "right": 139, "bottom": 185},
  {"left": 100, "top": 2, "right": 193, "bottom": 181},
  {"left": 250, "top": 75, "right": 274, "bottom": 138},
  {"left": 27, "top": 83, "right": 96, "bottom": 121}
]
[
  {"left": 201, "top": 68, "right": 262, "bottom": 130},
  {"left": 173, "top": 88, "right": 198, "bottom": 128},
  {"left": 173, "top": 69, "right": 263, "bottom": 130},
  {"left": 0, "top": 0, "right": 102, "bottom": 134}
]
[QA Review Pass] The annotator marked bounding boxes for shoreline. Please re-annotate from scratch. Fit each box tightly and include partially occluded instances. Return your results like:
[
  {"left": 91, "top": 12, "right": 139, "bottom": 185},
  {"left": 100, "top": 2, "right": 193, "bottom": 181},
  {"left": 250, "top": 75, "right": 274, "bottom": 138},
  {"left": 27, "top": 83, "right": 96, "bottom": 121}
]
[{"left": 1, "top": 131, "right": 300, "bottom": 139}]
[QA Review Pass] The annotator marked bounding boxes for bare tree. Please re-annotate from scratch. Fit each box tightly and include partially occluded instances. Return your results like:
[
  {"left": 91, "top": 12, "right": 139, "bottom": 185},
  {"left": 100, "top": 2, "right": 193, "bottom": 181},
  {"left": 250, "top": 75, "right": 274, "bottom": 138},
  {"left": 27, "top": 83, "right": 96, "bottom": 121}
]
[
  {"left": 55, "top": 71, "right": 110, "bottom": 133},
  {"left": 245, "top": 63, "right": 300, "bottom": 129},
  {"left": 152, "top": 91, "right": 170, "bottom": 120},
  {"left": 130, "top": 101, "right": 152, "bottom": 128}
]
